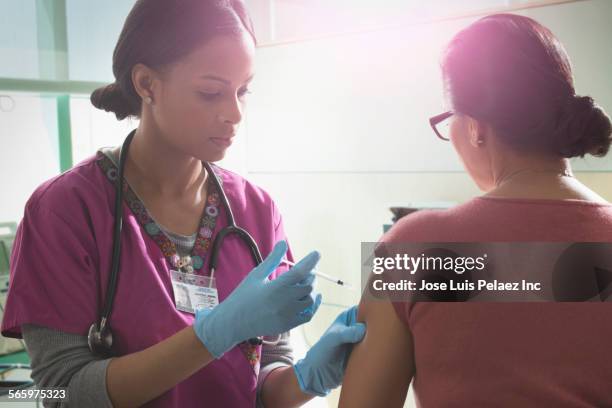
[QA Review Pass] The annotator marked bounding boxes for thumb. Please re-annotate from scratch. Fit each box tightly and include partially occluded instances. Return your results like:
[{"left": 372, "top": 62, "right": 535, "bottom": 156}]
[
  {"left": 340, "top": 323, "right": 366, "bottom": 343},
  {"left": 344, "top": 305, "right": 359, "bottom": 325},
  {"left": 250, "top": 240, "right": 288, "bottom": 281}
]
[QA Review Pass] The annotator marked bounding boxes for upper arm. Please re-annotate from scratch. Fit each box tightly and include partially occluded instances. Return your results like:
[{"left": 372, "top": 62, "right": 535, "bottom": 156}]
[{"left": 339, "top": 297, "right": 415, "bottom": 408}]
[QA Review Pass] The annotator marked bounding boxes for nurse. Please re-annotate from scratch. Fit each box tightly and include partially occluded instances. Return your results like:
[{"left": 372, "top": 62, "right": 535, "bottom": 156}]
[{"left": 0, "top": 0, "right": 365, "bottom": 407}]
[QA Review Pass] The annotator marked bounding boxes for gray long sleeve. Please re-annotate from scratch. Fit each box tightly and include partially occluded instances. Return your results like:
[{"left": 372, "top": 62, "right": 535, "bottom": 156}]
[
  {"left": 256, "top": 331, "right": 294, "bottom": 407},
  {"left": 22, "top": 324, "right": 294, "bottom": 407},
  {"left": 21, "top": 324, "right": 113, "bottom": 408}
]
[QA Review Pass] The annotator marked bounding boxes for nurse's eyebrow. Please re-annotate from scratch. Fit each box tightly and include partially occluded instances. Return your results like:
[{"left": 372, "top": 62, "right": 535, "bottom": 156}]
[
  {"left": 200, "top": 75, "right": 230, "bottom": 84},
  {"left": 200, "top": 74, "right": 254, "bottom": 85}
]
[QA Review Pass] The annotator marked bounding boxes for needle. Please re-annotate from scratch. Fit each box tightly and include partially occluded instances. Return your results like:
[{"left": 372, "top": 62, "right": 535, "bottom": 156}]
[{"left": 281, "top": 259, "right": 356, "bottom": 291}]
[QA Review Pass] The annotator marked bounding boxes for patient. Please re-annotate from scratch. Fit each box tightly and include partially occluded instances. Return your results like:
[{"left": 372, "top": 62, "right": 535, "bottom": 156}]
[{"left": 340, "top": 13, "right": 612, "bottom": 407}]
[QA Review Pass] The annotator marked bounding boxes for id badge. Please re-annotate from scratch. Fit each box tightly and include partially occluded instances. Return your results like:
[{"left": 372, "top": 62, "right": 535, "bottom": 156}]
[{"left": 170, "top": 270, "right": 219, "bottom": 314}]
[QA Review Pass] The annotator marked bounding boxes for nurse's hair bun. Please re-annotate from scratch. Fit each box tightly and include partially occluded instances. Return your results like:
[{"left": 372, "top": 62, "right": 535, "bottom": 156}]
[
  {"left": 90, "top": 83, "right": 139, "bottom": 121},
  {"left": 555, "top": 95, "right": 612, "bottom": 158}
]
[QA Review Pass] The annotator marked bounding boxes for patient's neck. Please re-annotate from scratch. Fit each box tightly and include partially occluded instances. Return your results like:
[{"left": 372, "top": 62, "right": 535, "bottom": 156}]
[{"left": 484, "top": 154, "right": 607, "bottom": 203}]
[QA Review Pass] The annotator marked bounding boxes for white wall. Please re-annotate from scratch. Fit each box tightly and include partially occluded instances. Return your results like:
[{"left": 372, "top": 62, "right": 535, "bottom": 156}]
[{"left": 0, "top": 95, "right": 59, "bottom": 222}]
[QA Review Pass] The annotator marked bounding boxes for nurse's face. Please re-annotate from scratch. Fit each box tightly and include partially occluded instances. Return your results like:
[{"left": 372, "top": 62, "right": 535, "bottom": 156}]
[{"left": 149, "top": 30, "right": 255, "bottom": 162}]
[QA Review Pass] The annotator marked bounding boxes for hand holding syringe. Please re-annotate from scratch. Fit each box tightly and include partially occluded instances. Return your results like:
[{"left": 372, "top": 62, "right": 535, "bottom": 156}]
[{"left": 281, "top": 259, "right": 356, "bottom": 291}]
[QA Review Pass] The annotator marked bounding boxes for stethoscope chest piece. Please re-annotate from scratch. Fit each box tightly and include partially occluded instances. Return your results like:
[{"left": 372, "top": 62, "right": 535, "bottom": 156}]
[{"left": 88, "top": 319, "right": 114, "bottom": 357}]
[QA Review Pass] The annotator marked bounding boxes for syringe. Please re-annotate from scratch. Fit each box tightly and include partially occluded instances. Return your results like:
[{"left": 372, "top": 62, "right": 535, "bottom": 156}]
[{"left": 281, "top": 259, "right": 356, "bottom": 291}]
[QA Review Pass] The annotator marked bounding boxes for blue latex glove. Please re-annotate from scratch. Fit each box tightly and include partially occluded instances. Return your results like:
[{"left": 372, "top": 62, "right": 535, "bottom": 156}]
[
  {"left": 293, "top": 305, "right": 366, "bottom": 396},
  {"left": 194, "top": 241, "right": 322, "bottom": 358}
]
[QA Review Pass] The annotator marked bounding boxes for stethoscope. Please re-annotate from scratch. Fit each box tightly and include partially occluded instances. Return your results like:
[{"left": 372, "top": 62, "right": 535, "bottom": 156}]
[{"left": 88, "top": 129, "right": 273, "bottom": 357}]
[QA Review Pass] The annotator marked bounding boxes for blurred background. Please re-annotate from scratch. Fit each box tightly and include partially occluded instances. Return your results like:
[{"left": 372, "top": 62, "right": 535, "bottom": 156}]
[{"left": 1, "top": 0, "right": 611, "bottom": 406}]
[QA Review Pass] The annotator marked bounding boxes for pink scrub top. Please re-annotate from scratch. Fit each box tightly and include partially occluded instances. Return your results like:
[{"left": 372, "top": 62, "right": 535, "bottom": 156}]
[{"left": 1, "top": 150, "right": 293, "bottom": 407}]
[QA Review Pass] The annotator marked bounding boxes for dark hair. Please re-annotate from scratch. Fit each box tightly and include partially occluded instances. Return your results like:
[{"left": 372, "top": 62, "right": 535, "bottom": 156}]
[
  {"left": 442, "top": 13, "right": 611, "bottom": 158},
  {"left": 91, "top": 0, "right": 256, "bottom": 120}
]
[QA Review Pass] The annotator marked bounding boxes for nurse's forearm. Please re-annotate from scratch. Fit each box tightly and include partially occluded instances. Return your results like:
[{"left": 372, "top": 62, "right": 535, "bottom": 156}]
[
  {"left": 106, "top": 326, "right": 213, "bottom": 407},
  {"left": 261, "top": 366, "right": 315, "bottom": 408}
]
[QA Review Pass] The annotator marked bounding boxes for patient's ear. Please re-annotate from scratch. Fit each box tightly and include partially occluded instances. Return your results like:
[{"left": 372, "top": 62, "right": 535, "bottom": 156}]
[{"left": 467, "top": 116, "right": 489, "bottom": 148}]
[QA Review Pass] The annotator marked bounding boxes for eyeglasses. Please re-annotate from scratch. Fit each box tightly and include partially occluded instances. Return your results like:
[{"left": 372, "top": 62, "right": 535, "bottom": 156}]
[{"left": 429, "top": 111, "right": 453, "bottom": 141}]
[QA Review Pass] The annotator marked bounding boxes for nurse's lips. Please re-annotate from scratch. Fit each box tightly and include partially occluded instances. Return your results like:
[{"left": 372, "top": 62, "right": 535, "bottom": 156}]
[{"left": 209, "top": 136, "right": 234, "bottom": 148}]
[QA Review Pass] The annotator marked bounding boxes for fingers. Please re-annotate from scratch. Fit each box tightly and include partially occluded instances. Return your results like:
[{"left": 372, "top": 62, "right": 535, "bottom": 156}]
[
  {"left": 286, "top": 289, "right": 319, "bottom": 311},
  {"left": 333, "top": 305, "right": 358, "bottom": 326},
  {"left": 342, "top": 305, "right": 359, "bottom": 325},
  {"left": 304, "top": 293, "right": 322, "bottom": 318},
  {"left": 340, "top": 322, "right": 366, "bottom": 343},
  {"left": 288, "top": 283, "right": 315, "bottom": 300},
  {"left": 289, "top": 292, "right": 321, "bottom": 318},
  {"left": 250, "top": 240, "right": 288, "bottom": 280},
  {"left": 296, "top": 272, "right": 316, "bottom": 287},
  {"left": 328, "top": 306, "right": 366, "bottom": 343},
  {"left": 286, "top": 271, "right": 317, "bottom": 297},
  {"left": 281, "top": 293, "right": 322, "bottom": 331},
  {"left": 286, "top": 272, "right": 316, "bottom": 300},
  {"left": 274, "top": 250, "right": 321, "bottom": 286}
]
